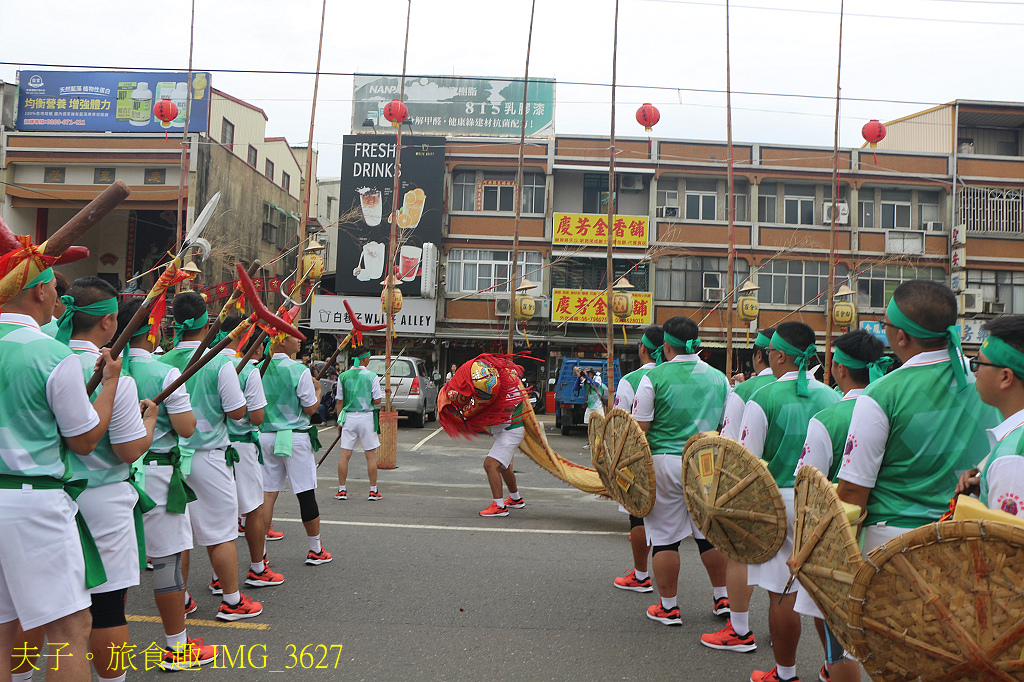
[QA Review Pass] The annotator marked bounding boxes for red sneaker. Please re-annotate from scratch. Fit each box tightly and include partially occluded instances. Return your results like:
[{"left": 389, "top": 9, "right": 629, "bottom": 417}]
[
  {"left": 700, "top": 621, "right": 757, "bottom": 652},
  {"left": 750, "top": 667, "right": 799, "bottom": 682},
  {"left": 160, "top": 637, "right": 218, "bottom": 670},
  {"left": 265, "top": 525, "right": 284, "bottom": 541},
  {"left": 305, "top": 547, "right": 333, "bottom": 565},
  {"left": 184, "top": 594, "right": 198, "bottom": 616},
  {"left": 479, "top": 501, "right": 509, "bottom": 517},
  {"left": 713, "top": 595, "right": 731, "bottom": 616},
  {"left": 237, "top": 517, "right": 245, "bottom": 537},
  {"left": 334, "top": 489, "right": 347, "bottom": 500},
  {"left": 503, "top": 495, "right": 525, "bottom": 509},
  {"left": 818, "top": 664, "right": 830, "bottom": 682},
  {"left": 216, "top": 593, "right": 262, "bottom": 621},
  {"left": 613, "top": 569, "right": 653, "bottom": 593},
  {"left": 245, "top": 565, "right": 285, "bottom": 587},
  {"left": 208, "top": 578, "right": 222, "bottom": 595},
  {"left": 646, "top": 602, "right": 681, "bottom": 625},
  {"left": 367, "top": 490, "right": 383, "bottom": 501}
]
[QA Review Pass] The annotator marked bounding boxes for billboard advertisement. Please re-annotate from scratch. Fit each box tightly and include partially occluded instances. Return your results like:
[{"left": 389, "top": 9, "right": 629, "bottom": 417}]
[
  {"left": 334, "top": 135, "right": 445, "bottom": 296},
  {"left": 17, "top": 70, "right": 211, "bottom": 133},
  {"left": 552, "top": 213, "right": 649, "bottom": 248},
  {"left": 551, "top": 289, "right": 652, "bottom": 326},
  {"left": 352, "top": 74, "right": 554, "bottom": 137}
]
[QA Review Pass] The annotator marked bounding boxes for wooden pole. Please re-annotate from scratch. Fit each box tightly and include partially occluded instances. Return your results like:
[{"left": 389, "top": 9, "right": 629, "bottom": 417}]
[
  {"left": 724, "top": 0, "right": 737, "bottom": 377},
  {"left": 174, "top": 0, "right": 196, "bottom": 295},
  {"left": 824, "top": 0, "right": 845, "bottom": 385},
  {"left": 384, "top": 0, "right": 413, "bottom": 413},
  {"left": 605, "top": 0, "right": 620, "bottom": 407},
  {"left": 507, "top": 0, "right": 537, "bottom": 355},
  {"left": 298, "top": 0, "right": 328, "bottom": 314}
]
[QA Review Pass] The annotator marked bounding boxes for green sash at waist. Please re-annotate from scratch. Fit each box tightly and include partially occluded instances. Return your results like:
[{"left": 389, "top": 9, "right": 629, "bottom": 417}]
[
  {"left": 125, "top": 474, "right": 156, "bottom": 570},
  {"left": 142, "top": 447, "right": 197, "bottom": 514},
  {"left": 229, "top": 430, "right": 263, "bottom": 464}
]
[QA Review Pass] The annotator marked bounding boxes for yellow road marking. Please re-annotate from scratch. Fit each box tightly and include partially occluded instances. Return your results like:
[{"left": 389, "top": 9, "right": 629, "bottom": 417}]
[{"left": 127, "top": 615, "right": 270, "bottom": 630}]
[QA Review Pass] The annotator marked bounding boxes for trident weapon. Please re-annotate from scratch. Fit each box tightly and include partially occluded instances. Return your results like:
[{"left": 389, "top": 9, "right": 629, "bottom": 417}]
[
  {"left": 151, "top": 263, "right": 305, "bottom": 405},
  {"left": 184, "top": 260, "right": 261, "bottom": 370}
]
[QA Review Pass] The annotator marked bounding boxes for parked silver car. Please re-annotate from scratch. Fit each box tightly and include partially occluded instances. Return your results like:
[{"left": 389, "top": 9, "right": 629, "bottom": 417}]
[{"left": 363, "top": 356, "right": 439, "bottom": 428}]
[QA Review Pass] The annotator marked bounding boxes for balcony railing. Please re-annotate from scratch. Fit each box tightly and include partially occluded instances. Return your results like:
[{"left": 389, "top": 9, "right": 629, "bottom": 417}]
[{"left": 959, "top": 186, "right": 1024, "bottom": 234}]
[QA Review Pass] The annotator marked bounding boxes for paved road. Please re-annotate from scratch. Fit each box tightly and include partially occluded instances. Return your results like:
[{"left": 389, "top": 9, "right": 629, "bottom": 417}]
[{"left": 104, "top": 418, "right": 866, "bottom": 681}]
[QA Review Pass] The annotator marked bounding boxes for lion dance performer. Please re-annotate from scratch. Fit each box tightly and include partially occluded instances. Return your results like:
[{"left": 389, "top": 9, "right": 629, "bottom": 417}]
[{"left": 438, "top": 354, "right": 528, "bottom": 518}]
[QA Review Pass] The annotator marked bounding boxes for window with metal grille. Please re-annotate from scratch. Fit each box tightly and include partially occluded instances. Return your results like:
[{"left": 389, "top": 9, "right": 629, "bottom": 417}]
[{"left": 757, "top": 260, "right": 849, "bottom": 306}]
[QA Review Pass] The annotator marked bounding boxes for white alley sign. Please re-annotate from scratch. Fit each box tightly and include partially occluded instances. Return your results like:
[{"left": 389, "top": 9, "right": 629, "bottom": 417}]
[{"left": 310, "top": 295, "right": 436, "bottom": 335}]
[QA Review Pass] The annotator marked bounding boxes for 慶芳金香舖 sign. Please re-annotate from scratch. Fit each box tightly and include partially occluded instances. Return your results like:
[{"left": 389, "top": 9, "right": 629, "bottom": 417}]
[
  {"left": 552, "top": 213, "right": 649, "bottom": 248},
  {"left": 551, "top": 289, "right": 652, "bottom": 325}
]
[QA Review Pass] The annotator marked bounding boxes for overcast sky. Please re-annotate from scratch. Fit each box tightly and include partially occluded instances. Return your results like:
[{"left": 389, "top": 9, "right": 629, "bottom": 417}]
[{"left": 3, "top": 0, "right": 1022, "bottom": 176}]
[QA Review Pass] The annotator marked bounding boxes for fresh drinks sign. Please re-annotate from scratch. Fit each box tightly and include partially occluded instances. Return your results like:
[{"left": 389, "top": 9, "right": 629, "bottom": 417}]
[
  {"left": 17, "top": 71, "right": 211, "bottom": 133},
  {"left": 352, "top": 74, "right": 555, "bottom": 137}
]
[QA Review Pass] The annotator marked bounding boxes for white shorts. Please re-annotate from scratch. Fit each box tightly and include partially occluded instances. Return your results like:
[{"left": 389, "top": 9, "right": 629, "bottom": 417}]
[
  {"left": 583, "top": 405, "right": 604, "bottom": 424},
  {"left": 0, "top": 488, "right": 91, "bottom": 630},
  {"left": 340, "top": 412, "right": 380, "bottom": 451},
  {"left": 748, "top": 487, "right": 796, "bottom": 595},
  {"left": 486, "top": 425, "right": 524, "bottom": 468},
  {"left": 232, "top": 441, "right": 264, "bottom": 515},
  {"left": 644, "top": 454, "right": 695, "bottom": 547},
  {"left": 260, "top": 431, "right": 317, "bottom": 495},
  {"left": 142, "top": 462, "right": 193, "bottom": 558},
  {"left": 77, "top": 482, "right": 141, "bottom": 594},
  {"left": 793, "top": 582, "right": 824, "bottom": 619},
  {"left": 186, "top": 448, "right": 239, "bottom": 547},
  {"left": 861, "top": 523, "right": 908, "bottom": 556}
]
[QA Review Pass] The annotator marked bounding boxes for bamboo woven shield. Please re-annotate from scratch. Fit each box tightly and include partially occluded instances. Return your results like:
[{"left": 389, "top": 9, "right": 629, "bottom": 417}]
[
  {"left": 848, "top": 520, "right": 1024, "bottom": 681},
  {"left": 790, "top": 465, "right": 863, "bottom": 654},
  {"left": 681, "top": 434, "right": 787, "bottom": 564},
  {"left": 591, "top": 408, "right": 656, "bottom": 518}
]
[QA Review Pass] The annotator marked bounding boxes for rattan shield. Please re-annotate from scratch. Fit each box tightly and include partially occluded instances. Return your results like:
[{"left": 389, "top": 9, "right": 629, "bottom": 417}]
[
  {"left": 681, "top": 434, "right": 787, "bottom": 564},
  {"left": 791, "top": 465, "right": 862, "bottom": 654},
  {"left": 591, "top": 408, "right": 656, "bottom": 518},
  {"left": 849, "top": 520, "right": 1024, "bottom": 681}
]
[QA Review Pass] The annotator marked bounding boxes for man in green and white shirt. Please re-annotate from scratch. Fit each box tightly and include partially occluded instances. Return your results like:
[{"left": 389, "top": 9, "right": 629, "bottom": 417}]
[
  {"left": 721, "top": 328, "right": 775, "bottom": 440},
  {"left": 258, "top": 332, "right": 329, "bottom": 565},
  {"left": 838, "top": 281, "right": 999, "bottom": 553},
  {"left": 334, "top": 346, "right": 383, "bottom": 501},
  {"left": 0, "top": 266, "right": 121, "bottom": 681},
  {"left": 633, "top": 316, "right": 730, "bottom": 627}
]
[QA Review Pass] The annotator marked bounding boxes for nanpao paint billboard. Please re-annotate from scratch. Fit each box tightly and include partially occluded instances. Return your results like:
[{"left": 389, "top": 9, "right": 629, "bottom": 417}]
[
  {"left": 17, "top": 71, "right": 211, "bottom": 133},
  {"left": 352, "top": 74, "right": 554, "bottom": 137},
  {"left": 334, "top": 135, "right": 445, "bottom": 296}
]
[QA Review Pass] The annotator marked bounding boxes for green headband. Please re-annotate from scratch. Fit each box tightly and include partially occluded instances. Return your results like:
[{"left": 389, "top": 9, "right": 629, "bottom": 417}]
[
  {"left": 54, "top": 294, "right": 119, "bottom": 345},
  {"left": 353, "top": 350, "right": 371, "bottom": 367},
  {"left": 770, "top": 331, "right": 817, "bottom": 397},
  {"left": 755, "top": 332, "right": 772, "bottom": 348},
  {"left": 833, "top": 348, "right": 893, "bottom": 383},
  {"left": 885, "top": 297, "right": 967, "bottom": 392},
  {"left": 663, "top": 331, "right": 701, "bottom": 355},
  {"left": 980, "top": 335, "right": 1024, "bottom": 379},
  {"left": 641, "top": 333, "right": 664, "bottom": 366},
  {"left": 23, "top": 267, "right": 54, "bottom": 291},
  {"left": 171, "top": 310, "right": 209, "bottom": 347}
]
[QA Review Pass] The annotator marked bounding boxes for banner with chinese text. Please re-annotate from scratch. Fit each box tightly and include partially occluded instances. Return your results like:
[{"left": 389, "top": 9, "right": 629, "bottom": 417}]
[
  {"left": 551, "top": 288, "right": 652, "bottom": 325},
  {"left": 552, "top": 213, "right": 649, "bottom": 248}
]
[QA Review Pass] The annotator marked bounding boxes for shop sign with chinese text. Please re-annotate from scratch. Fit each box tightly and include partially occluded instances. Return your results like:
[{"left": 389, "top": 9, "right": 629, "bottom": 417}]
[
  {"left": 552, "top": 213, "right": 649, "bottom": 248},
  {"left": 551, "top": 288, "right": 652, "bottom": 325}
]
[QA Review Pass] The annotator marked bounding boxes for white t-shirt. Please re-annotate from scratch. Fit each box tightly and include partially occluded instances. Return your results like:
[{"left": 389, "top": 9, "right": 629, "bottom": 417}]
[
  {"left": 738, "top": 371, "right": 800, "bottom": 459},
  {"left": 632, "top": 354, "right": 702, "bottom": 422},
  {"left": 274, "top": 353, "right": 319, "bottom": 408},
  {"left": 174, "top": 341, "right": 247, "bottom": 415},
  {"left": 613, "top": 362, "right": 655, "bottom": 412},
  {"left": 983, "top": 408, "right": 1024, "bottom": 518},
  {"left": 796, "top": 389, "right": 863, "bottom": 478},
  {"left": 721, "top": 367, "right": 773, "bottom": 440},
  {"left": 68, "top": 340, "right": 147, "bottom": 445}
]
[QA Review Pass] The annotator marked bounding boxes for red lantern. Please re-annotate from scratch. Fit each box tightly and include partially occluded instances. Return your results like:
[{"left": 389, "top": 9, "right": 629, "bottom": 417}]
[
  {"left": 636, "top": 103, "right": 660, "bottom": 132},
  {"left": 383, "top": 99, "right": 409, "bottom": 128},
  {"left": 153, "top": 98, "right": 178, "bottom": 139},
  {"left": 861, "top": 119, "right": 886, "bottom": 164}
]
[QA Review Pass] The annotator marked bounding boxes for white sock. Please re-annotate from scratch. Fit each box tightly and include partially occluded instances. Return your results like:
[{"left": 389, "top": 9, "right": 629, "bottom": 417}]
[
  {"left": 730, "top": 610, "right": 750, "bottom": 636},
  {"left": 103, "top": 673, "right": 127, "bottom": 682},
  {"left": 777, "top": 665, "right": 797, "bottom": 680},
  {"left": 222, "top": 590, "right": 240, "bottom": 606},
  {"left": 509, "top": 491, "right": 521, "bottom": 501},
  {"left": 239, "top": 516, "right": 246, "bottom": 529},
  {"left": 338, "top": 485, "right": 346, "bottom": 492},
  {"left": 165, "top": 629, "right": 188, "bottom": 649},
  {"left": 370, "top": 486, "right": 378, "bottom": 492},
  {"left": 494, "top": 498, "right": 506, "bottom": 508},
  {"left": 11, "top": 671, "right": 34, "bottom": 681},
  {"left": 183, "top": 591, "right": 192, "bottom": 606},
  {"left": 251, "top": 561, "right": 265, "bottom": 573},
  {"left": 309, "top": 535, "right": 322, "bottom": 553},
  {"left": 713, "top": 586, "right": 728, "bottom": 599},
  {"left": 634, "top": 569, "right": 649, "bottom": 581},
  {"left": 660, "top": 596, "right": 677, "bottom": 610},
  {"left": 211, "top": 571, "right": 219, "bottom": 581}
]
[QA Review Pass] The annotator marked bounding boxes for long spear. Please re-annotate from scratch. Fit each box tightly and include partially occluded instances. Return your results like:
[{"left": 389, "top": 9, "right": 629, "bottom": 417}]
[
  {"left": 185, "top": 259, "right": 261, "bottom": 369},
  {"left": 604, "top": 0, "right": 620, "bottom": 407}
]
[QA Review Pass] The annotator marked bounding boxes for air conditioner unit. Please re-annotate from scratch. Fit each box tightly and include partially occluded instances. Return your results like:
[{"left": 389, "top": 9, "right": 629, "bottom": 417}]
[
  {"left": 703, "top": 287, "right": 724, "bottom": 303},
  {"left": 656, "top": 206, "right": 680, "bottom": 218},
  {"left": 959, "top": 289, "right": 983, "bottom": 315},
  {"left": 822, "top": 201, "right": 850, "bottom": 225},
  {"left": 495, "top": 298, "right": 512, "bottom": 316},
  {"left": 984, "top": 300, "right": 1006, "bottom": 314},
  {"left": 496, "top": 297, "right": 549, "bottom": 317},
  {"left": 702, "top": 272, "right": 722, "bottom": 290},
  {"left": 923, "top": 221, "right": 944, "bottom": 232},
  {"left": 620, "top": 174, "right": 644, "bottom": 191}
]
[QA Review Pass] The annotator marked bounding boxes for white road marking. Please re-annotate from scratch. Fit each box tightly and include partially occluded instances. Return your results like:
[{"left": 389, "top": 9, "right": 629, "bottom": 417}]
[
  {"left": 411, "top": 426, "right": 444, "bottom": 451},
  {"left": 272, "top": 517, "right": 620, "bottom": 536}
]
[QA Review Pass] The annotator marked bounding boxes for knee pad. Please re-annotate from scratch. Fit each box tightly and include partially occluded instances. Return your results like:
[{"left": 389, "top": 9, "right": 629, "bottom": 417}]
[
  {"left": 628, "top": 514, "right": 645, "bottom": 530},
  {"left": 151, "top": 553, "right": 185, "bottom": 595},
  {"left": 90, "top": 588, "right": 128, "bottom": 629},
  {"left": 694, "top": 537, "right": 716, "bottom": 555},
  {"left": 651, "top": 541, "right": 680, "bottom": 556},
  {"left": 297, "top": 489, "right": 319, "bottom": 522}
]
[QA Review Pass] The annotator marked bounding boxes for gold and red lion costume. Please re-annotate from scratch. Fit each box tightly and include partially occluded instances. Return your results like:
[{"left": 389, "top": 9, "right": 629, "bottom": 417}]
[{"left": 438, "top": 354, "right": 526, "bottom": 438}]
